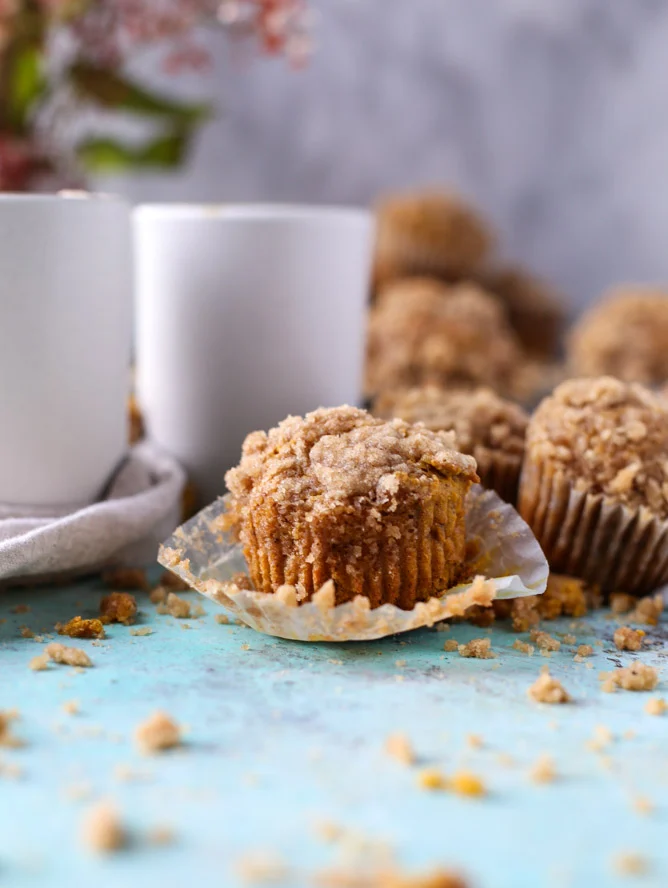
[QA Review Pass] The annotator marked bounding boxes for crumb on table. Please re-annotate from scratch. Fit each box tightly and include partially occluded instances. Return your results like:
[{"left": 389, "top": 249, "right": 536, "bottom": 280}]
[
  {"left": 444, "top": 639, "right": 459, "bottom": 652},
  {"left": 149, "top": 586, "right": 168, "bottom": 605},
  {"left": 56, "top": 616, "right": 105, "bottom": 639},
  {"left": 512, "top": 639, "right": 534, "bottom": 655},
  {"left": 613, "top": 852, "right": 649, "bottom": 877},
  {"left": 62, "top": 700, "right": 79, "bottom": 716},
  {"left": 628, "top": 593, "right": 664, "bottom": 626},
  {"left": 45, "top": 643, "right": 92, "bottom": 668},
  {"left": 458, "top": 637, "right": 496, "bottom": 659},
  {"left": 529, "top": 629, "right": 561, "bottom": 652},
  {"left": 101, "top": 567, "right": 149, "bottom": 592},
  {"left": 156, "top": 593, "right": 191, "bottom": 619},
  {"left": 600, "top": 662, "right": 659, "bottom": 693},
  {"left": 417, "top": 768, "right": 448, "bottom": 791},
  {"left": 610, "top": 592, "right": 636, "bottom": 615},
  {"left": 644, "top": 697, "right": 667, "bottom": 716},
  {"left": 450, "top": 770, "right": 486, "bottom": 797},
  {"left": 0, "top": 710, "right": 23, "bottom": 748},
  {"left": 385, "top": 732, "right": 415, "bottom": 765},
  {"left": 100, "top": 592, "right": 137, "bottom": 625},
  {"left": 575, "top": 644, "right": 594, "bottom": 659},
  {"left": 29, "top": 653, "right": 50, "bottom": 671},
  {"left": 528, "top": 670, "right": 571, "bottom": 704},
  {"left": 135, "top": 711, "right": 182, "bottom": 754},
  {"left": 130, "top": 627, "right": 153, "bottom": 637},
  {"left": 529, "top": 754, "right": 556, "bottom": 784},
  {"left": 614, "top": 626, "right": 645, "bottom": 652},
  {"left": 81, "top": 802, "right": 126, "bottom": 853}
]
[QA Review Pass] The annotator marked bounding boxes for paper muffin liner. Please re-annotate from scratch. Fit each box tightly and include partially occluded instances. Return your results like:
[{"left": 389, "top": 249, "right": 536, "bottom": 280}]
[
  {"left": 158, "top": 484, "right": 548, "bottom": 642},
  {"left": 518, "top": 458, "right": 668, "bottom": 596},
  {"left": 473, "top": 447, "right": 522, "bottom": 506}
]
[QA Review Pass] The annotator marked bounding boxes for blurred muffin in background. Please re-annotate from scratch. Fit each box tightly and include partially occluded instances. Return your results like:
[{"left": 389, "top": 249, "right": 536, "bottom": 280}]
[
  {"left": 480, "top": 266, "right": 565, "bottom": 360},
  {"left": 374, "top": 386, "right": 528, "bottom": 503},
  {"left": 568, "top": 286, "right": 668, "bottom": 386},
  {"left": 365, "top": 278, "right": 524, "bottom": 398},
  {"left": 373, "top": 191, "right": 493, "bottom": 292}
]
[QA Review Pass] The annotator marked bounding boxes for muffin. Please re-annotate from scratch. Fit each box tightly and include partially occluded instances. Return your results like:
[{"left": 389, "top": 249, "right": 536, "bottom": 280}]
[
  {"left": 224, "top": 405, "right": 479, "bottom": 609},
  {"left": 518, "top": 376, "right": 668, "bottom": 595},
  {"left": 373, "top": 191, "right": 493, "bottom": 292},
  {"left": 480, "top": 266, "right": 565, "bottom": 359},
  {"left": 374, "top": 386, "right": 528, "bottom": 504},
  {"left": 365, "top": 278, "right": 524, "bottom": 398},
  {"left": 567, "top": 287, "right": 668, "bottom": 385}
]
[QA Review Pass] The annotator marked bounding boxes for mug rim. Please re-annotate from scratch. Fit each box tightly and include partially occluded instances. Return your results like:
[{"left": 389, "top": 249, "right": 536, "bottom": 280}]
[
  {"left": 0, "top": 191, "right": 127, "bottom": 203},
  {"left": 134, "top": 202, "right": 371, "bottom": 224}
]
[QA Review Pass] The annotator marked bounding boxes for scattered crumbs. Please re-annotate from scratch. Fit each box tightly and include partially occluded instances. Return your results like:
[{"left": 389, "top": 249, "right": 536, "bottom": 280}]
[
  {"left": 100, "top": 592, "right": 137, "bottom": 625},
  {"left": 496, "top": 752, "right": 515, "bottom": 768},
  {"left": 613, "top": 852, "right": 649, "bottom": 877},
  {"left": 394, "top": 674, "right": 405, "bottom": 683},
  {"left": 235, "top": 852, "right": 289, "bottom": 885},
  {"left": 435, "top": 622, "right": 451, "bottom": 632},
  {"left": 56, "top": 617, "right": 105, "bottom": 639},
  {"left": 241, "top": 643, "right": 250, "bottom": 651},
  {"left": 575, "top": 644, "right": 593, "bottom": 659},
  {"left": 644, "top": 697, "right": 667, "bottom": 716},
  {"left": 215, "top": 614, "right": 230, "bottom": 625},
  {"left": 149, "top": 586, "right": 168, "bottom": 605},
  {"left": 416, "top": 768, "right": 447, "bottom": 791},
  {"left": 458, "top": 638, "right": 496, "bottom": 659},
  {"left": 62, "top": 700, "right": 79, "bottom": 716},
  {"left": 147, "top": 825, "right": 176, "bottom": 846},
  {"left": 539, "top": 649, "right": 553, "bottom": 659},
  {"left": 614, "top": 626, "right": 645, "bottom": 652},
  {"left": 159, "top": 569, "right": 190, "bottom": 591},
  {"left": 130, "top": 627, "right": 153, "bottom": 637},
  {"left": 444, "top": 639, "right": 459, "bottom": 652},
  {"left": 600, "top": 663, "right": 659, "bottom": 693},
  {"left": 192, "top": 603, "right": 207, "bottom": 618},
  {"left": 529, "top": 754, "right": 556, "bottom": 784},
  {"left": 562, "top": 633, "right": 577, "bottom": 645},
  {"left": 528, "top": 670, "right": 571, "bottom": 704},
  {"left": 610, "top": 593, "right": 636, "bottom": 615},
  {"left": 102, "top": 567, "right": 149, "bottom": 591},
  {"left": 466, "top": 734, "right": 483, "bottom": 749},
  {"left": 529, "top": 629, "right": 561, "bottom": 652},
  {"left": 29, "top": 654, "right": 49, "bottom": 672},
  {"left": 512, "top": 639, "right": 534, "bottom": 656},
  {"left": 33, "top": 634, "right": 45, "bottom": 643},
  {"left": 450, "top": 770, "right": 486, "bottom": 798},
  {"left": 586, "top": 724, "right": 614, "bottom": 752},
  {"left": 313, "top": 866, "right": 468, "bottom": 888},
  {"left": 82, "top": 802, "right": 127, "bottom": 853},
  {"left": 0, "top": 710, "right": 23, "bottom": 748},
  {"left": 180, "top": 623, "right": 192, "bottom": 631},
  {"left": 385, "top": 732, "right": 415, "bottom": 766},
  {"left": 45, "top": 643, "right": 92, "bottom": 668},
  {"left": 395, "top": 659, "right": 406, "bottom": 668},
  {"left": 20, "top": 625, "right": 34, "bottom": 639},
  {"left": 135, "top": 711, "right": 181, "bottom": 754},
  {"left": 632, "top": 796, "right": 655, "bottom": 817},
  {"left": 628, "top": 593, "right": 664, "bottom": 627},
  {"left": 158, "top": 593, "right": 191, "bottom": 619},
  {"left": 585, "top": 662, "right": 594, "bottom": 670},
  {"left": 11, "top": 604, "right": 30, "bottom": 614}
]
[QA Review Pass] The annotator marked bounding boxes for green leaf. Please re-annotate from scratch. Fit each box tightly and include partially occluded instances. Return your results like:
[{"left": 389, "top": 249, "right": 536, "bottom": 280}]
[
  {"left": 76, "top": 131, "right": 193, "bottom": 172},
  {"left": 8, "top": 46, "right": 45, "bottom": 129},
  {"left": 69, "top": 62, "right": 210, "bottom": 123}
]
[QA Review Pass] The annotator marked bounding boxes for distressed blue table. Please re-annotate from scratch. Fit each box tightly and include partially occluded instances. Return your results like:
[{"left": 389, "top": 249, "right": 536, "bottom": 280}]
[{"left": 1, "top": 574, "right": 666, "bottom": 888}]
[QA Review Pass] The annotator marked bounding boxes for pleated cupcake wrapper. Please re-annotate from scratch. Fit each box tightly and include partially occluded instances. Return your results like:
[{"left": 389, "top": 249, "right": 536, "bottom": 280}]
[
  {"left": 518, "top": 460, "right": 668, "bottom": 596},
  {"left": 158, "top": 484, "right": 548, "bottom": 642},
  {"left": 473, "top": 448, "right": 522, "bottom": 507}
]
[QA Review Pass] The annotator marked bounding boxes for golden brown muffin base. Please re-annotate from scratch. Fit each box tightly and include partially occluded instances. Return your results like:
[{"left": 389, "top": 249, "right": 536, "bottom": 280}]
[
  {"left": 242, "top": 474, "right": 472, "bottom": 609},
  {"left": 518, "top": 457, "right": 668, "bottom": 596}
]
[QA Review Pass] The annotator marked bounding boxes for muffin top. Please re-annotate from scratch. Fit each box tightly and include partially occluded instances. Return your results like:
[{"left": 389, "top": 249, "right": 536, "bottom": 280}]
[
  {"left": 527, "top": 377, "right": 668, "bottom": 518},
  {"left": 366, "top": 278, "right": 524, "bottom": 397},
  {"left": 568, "top": 287, "right": 668, "bottom": 385},
  {"left": 225, "top": 405, "right": 478, "bottom": 518},
  {"left": 374, "top": 386, "right": 528, "bottom": 458}
]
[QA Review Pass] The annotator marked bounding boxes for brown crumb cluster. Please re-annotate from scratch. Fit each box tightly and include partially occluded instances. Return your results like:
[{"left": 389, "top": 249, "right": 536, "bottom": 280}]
[
  {"left": 610, "top": 592, "right": 636, "bottom": 615},
  {"left": 576, "top": 644, "right": 594, "bottom": 658},
  {"left": 613, "top": 626, "right": 645, "bottom": 652},
  {"left": 600, "top": 662, "right": 659, "bottom": 693},
  {"left": 102, "top": 567, "right": 149, "bottom": 591},
  {"left": 56, "top": 617, "right": 105, "bottom": 639},
  {"left": 530, "top": 629, "right": 561, "bottom": 652},
  {"left": 135, "top": 711, "right": 182, "bottom": 754},
  {"left": 529, "top": 754, "right": 557, "bottom": 784},
  {"left": 490, "top": 574, "right": 591, "bottom": 632},
  {"left": 82, "top": 802, "right": 126, "bottom": 853},
  {"left": 384, "top": 733, "right": 415, "bottom": 765},
  {"left": 444, "top": 639, "right": 459, "bottom": 652},
  {"left": 628, "top": 593, "right": 664, "bottom": 626},
  {"left": 512, "top": 639, "right": 534, "bottom": 655},
  {"left": 0, "top": 710, "right": 22, "bottom": 748},
  {"left": 373, "top": 386, "right": 527, "bottom": 460},
  {"left": 100, "top": 592, "right": 137, "bottom": 625},
  {"left": 528, "top": 670, "right": 571, "bottom": 704},
  {"left": 458, "top": 637, "right": 496, "bottom": 659},
  {"left": 568, "top": 286, "right": 668, "bottom": 386},
  {"left": 157, "top": 593, "right": 191, "bottom": 619},
  {"left": 365, "top": 279, "right": 524, "bottom": 397},
  {"left": 644, "top": 697, "right": 667, "bottom": 716},
  {"left": 525, "top": 377, "right": 668, "bottom": 518},
  {"left": 45, "top": 643, "right": 92, "bottom": 668}
]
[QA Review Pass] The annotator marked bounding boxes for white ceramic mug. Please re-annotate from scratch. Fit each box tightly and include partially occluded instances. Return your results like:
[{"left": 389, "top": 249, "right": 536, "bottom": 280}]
[
  {"left": 134, "top": 204, "right": 374, "bottom": 506},
  {"left": 0, "top": 193, "right": 133, "bottom": 507}
]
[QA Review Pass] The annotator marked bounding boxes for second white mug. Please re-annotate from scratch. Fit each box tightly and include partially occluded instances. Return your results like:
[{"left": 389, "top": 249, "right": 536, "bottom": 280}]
[{"left": 134, "top": 203, "right": 374, "bottom": 506}]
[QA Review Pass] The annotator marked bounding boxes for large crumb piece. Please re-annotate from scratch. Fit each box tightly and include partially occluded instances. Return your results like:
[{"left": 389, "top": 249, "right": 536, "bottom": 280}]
[
  {"left": 149, "top": 586, "right": 168, "bottom": 605},
  {"left": 575, "top": 644, "right": 593, "bottom": 658},
  {"left": 45, "top": 643, "right": 92, "bottom": 668},
  {"left": 130, "top": 627, "right": 153, "bottom": 637},
  {"left": 82, "top": 802, "right": 126, "bottom": 853},
  {"left": 628, "top": 593, "right": 664, "bottom": 626},
  {"left": 600, "top": 662, "right": 659, "bottom": 692},
  {"left": 512, "top": 639, "right": 534, "bottom": 655},
  {"left": 443, "top": 639, "right": 459, "bottom": 652},
  {"left": 528, "top": 670, "right": 571, "bottom": 704},
  {"left": 416, "top": 768, "right": 448, "bottom": 791},
  {"left": 56, "top": 616, "right": 105, "bottom": 639},
  {"left": 644, "top": 697, "right": 667, "bottom": 716},
  {"left": 215, "top": 613, "right": 230, "bottom": 625},
  {"left": 29, "top": 653, "right": 50, "bottom": 671},
  {"left": 157, "top": 593, "right": 191, "bottom": 619},
  {"left": 449, "top": 770, "right": 486, "bottom": 797},
  {"left": 159, "top": 569, "right": 190, "bottom": 591},
  {"left": 102, "top": 567, "right": 149, "bottom": 591},
  {"left": 610, "top": 593, "right": 636, "bottom": 615},
  {"left": 100, "top": 593, "right": 137, "bottom": 625},
  {"left": 0, "top": 710, "right": 23, "bottom": 748},
  {"left": 613, "top": 852, "right": 649, "bottom": 877},
  {"left": 529, "top": 754, "right": 556, "bottom": 784},
  {"left": 530, "top": 629, "right": 561, "bottom": 652},
  {"left": 614, "top": 626, "right": 645, "bottom": 652},
  {"left": 385, "top": 733, "right": 415, "bottom": 765},
  {"left": 458, "top": 638, "right": 496, "bottom": 659},
  {"left": 135, "top": 711, "right": 181, "bottom": 754},
  {"left": 586, "top": 724, "right": 614, "bottom": 752},
  {"left": 538, "top": 575, "right": 589, "bottom": 619}
]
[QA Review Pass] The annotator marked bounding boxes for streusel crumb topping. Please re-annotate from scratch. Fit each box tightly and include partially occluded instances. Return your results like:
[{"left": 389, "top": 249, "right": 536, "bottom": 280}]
[
  {"left": 527, "top": 377, "right": 668, "bottom": 517},
  {"left": 374, "top": 386, "right": 527, "bottom": 458}
]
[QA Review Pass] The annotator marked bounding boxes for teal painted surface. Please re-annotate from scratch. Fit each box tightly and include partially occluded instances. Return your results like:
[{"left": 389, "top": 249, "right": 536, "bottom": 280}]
[{"left": 1, "top": 576, "right": 667, "bottom": 888}]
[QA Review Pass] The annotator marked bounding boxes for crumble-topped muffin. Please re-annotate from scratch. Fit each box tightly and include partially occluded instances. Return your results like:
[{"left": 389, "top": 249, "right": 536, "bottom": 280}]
[
  {"left": 365, "top": 279, "right": 524, "bottom": 398},
  {"left": 374, "top": 386, "right": 528, "bottom": 503},
  {"left": 480, "top": 266, "right": 565, "bottom": 359},
  {"left": 373, "top": 192, "right": 493, "bottom": 291},
  {"left": 519, "top": 376, "right": 668, "bottom": 593},
  {"left": 224, "top": 405, "right": 479, "bottom": 609},
  {"left": 567, "top": 287, "right": 668, "bottom": 385}
]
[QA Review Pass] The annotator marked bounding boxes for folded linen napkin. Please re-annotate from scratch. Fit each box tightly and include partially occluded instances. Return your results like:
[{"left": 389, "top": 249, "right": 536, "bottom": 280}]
[{"left": 0, "top": 442, "right": 185, "bottom": 584}]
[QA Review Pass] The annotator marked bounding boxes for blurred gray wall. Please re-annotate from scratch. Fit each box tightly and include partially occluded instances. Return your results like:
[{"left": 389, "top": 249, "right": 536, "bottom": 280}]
[{"left": 100, "top": 0, "right": 668, "bottom": 311}]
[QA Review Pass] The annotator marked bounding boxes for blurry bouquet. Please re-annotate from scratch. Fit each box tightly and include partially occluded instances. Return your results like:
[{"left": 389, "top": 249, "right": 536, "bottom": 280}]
[{"left": 0, "top": 0, "right": 309, "bottom": 191}]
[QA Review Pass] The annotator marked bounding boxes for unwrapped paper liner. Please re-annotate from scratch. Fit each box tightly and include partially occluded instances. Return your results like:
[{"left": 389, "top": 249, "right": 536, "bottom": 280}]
[{"left": 158, "top": 485, "right": 548, "bottom": 641}]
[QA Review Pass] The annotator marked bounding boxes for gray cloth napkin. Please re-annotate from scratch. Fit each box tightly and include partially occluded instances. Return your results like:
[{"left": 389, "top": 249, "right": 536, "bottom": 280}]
[{"left": 0, "top": 442, "right": 186, "bottom": 584}]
